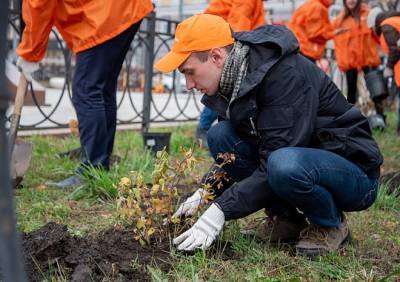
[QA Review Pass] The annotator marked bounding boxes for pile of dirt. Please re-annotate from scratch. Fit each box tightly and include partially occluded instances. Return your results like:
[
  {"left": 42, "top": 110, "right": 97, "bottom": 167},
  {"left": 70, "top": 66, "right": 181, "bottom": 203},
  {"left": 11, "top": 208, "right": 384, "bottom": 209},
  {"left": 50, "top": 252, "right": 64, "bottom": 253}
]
[
  {"left": 22, "top": 222, "right": 238, "bottom": 281},
  {"left": 379, "top": 171, "right": 400, "bottom": 195},
  {"left": 22, "top": 222, "right": 171, "bottom": 281}
]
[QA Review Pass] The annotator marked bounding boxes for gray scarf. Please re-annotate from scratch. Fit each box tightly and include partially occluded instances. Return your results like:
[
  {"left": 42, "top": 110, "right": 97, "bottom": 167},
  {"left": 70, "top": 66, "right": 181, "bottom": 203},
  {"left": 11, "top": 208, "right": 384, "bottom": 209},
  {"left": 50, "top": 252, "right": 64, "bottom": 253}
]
[{"left": 218, "top": 41, "right": 250, "bottom": 118}]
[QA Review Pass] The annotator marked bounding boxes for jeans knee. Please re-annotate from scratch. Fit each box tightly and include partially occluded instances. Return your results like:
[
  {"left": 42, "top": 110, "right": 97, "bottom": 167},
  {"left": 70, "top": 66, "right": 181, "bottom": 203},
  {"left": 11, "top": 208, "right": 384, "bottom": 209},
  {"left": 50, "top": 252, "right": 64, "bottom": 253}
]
[
  {"left": 267, "top": 148, "right": 308, "bottom": 195},
  {"left": 207, "top": 121, "right": 234, "bottom": 156}
]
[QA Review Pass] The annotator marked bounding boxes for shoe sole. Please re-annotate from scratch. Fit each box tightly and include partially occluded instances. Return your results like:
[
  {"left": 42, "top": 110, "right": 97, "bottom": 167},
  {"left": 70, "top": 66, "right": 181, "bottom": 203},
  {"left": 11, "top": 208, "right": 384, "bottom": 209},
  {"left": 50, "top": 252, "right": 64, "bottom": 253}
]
[{"left": 295, "top": 232, "right": 352, "bottom": 259}]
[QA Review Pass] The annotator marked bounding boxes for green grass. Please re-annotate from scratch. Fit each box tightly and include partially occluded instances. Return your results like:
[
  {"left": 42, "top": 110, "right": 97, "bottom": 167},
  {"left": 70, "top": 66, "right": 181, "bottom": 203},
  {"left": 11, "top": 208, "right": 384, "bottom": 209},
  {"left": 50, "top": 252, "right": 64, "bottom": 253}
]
[
  {"left": 16, "top": 188, "right": 72, "bottom": 232},
  {"left": 14, "top": 120, "right": 400, "bottom": 280},
  {"left": 372, "top": 184, "right": 400, "bottom": 212},
  {"left": 16, "top": 125, "right": 210, "bottom": 234},
  {"left": 374, "top": 111, "right": 400, "bottom": 173}
]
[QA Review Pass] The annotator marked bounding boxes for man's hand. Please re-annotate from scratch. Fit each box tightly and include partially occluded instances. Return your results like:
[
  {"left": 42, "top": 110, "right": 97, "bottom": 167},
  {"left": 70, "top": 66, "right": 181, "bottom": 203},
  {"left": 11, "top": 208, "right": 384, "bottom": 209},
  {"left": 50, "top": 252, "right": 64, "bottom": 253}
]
[
  {"left": 383, "top": 67, "right": 394, "bottom": 78},
  {"left": 397, "top": 38, "right": 400, "bottom": 48},
  {"left": 173, "top": 188, "right": 206, "bottom": 218},
  {"left": 173, "top": 203, "right": 225, "bottom": 251},
  {"left": 16, "top": 57, "right": 40, "bottom": 82}
]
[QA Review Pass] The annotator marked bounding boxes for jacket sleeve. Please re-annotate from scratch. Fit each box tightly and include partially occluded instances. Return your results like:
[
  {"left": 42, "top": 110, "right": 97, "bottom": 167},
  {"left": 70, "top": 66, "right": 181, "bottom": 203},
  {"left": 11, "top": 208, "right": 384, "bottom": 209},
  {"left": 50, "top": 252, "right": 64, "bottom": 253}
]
[
  {"left": 381, "top": 25, "right": 400, "bottom": 69},
  {"left": 16, "top": 0, "right": 57, "bottom": 62},
  {"left": 201, "top": 163, "right": 235, "bottom": 198},
  {"left": 215, "top": 59, "right": 320, "bottom": 220},
  {"left": 303, "top": 5, "right": 334, "bottom": 44}
]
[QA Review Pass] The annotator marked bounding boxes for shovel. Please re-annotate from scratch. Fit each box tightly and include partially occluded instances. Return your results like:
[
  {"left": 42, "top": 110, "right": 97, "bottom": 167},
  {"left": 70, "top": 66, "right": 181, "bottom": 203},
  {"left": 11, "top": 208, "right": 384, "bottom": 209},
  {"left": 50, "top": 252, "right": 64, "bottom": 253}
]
[{"left": 9, "top": 74, "right": 33, "bottom": 187}]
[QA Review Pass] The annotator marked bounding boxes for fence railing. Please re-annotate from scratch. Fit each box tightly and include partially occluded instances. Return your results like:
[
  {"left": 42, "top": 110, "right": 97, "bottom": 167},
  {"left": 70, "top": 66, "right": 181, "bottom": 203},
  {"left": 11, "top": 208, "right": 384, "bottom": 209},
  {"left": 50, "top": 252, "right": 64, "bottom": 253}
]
[{"left": 6, "top": 6, "right": 203, "bottom": 132}]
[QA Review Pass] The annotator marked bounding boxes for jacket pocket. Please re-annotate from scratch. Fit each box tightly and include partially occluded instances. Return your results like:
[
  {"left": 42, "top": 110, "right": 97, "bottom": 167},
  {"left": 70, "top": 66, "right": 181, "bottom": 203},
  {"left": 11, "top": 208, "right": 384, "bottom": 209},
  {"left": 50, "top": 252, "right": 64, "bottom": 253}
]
[
  {"left": 344, "top": 125, "right": 383, "bottom": 171},
  {"left": 257, "top": 105, "right": 294, "bottom": 130},
  {"left": 257, "top": 105, "right": 294, "bottom": 154}
]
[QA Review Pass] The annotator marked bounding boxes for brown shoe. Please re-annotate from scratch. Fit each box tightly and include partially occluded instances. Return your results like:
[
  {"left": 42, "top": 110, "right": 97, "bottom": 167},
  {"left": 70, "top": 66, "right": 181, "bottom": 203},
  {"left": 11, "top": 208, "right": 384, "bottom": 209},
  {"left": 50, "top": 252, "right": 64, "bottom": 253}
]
[
  {"left": 241, "top": 215, "right": 308, "bottom": 243},
  {"left": 296, "top": 216, "right": 351, "bottom": 258}
]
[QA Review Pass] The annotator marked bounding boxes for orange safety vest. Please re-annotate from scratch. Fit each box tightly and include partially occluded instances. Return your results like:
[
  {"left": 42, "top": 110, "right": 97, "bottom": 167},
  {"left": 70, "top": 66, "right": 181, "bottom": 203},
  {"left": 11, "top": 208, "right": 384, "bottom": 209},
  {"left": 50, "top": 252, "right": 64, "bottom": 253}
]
[
  {"left": 332, "top": 5, "right": 380, "bottom": 72},
  {"left": 204, "top": 0, "right": 265, "bottom": 32},
  {"left": 17, "top": 0, "right": 153, "bottom": 62},
  {"left": 288, "top": 0, "right": 333, "bottom": 60},
  {"left": 380, "top": 17, "right": 400, "bottom": 87}
]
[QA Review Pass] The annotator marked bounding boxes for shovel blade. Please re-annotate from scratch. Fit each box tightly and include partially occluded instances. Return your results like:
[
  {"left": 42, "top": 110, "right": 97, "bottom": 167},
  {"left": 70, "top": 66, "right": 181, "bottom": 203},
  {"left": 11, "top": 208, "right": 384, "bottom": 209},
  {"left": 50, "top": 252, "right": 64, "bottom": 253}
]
[{"left": 11, "top": 139, "right": 33, "bottom": 186}]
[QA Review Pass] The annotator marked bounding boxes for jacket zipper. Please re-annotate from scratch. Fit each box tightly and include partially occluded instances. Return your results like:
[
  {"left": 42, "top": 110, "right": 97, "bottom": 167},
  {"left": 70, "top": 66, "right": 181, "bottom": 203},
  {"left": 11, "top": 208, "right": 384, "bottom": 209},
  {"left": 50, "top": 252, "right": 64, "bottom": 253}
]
[{"left": 249, "top": 117, "right": 258, "bottom": 136}]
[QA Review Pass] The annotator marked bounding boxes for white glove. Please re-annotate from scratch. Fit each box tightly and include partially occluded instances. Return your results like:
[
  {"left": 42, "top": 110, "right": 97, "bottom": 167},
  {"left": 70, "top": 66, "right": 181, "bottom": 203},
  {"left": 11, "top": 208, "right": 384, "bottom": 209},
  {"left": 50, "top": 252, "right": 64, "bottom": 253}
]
[
  {"left": 16, "top": 57, "right": 39, "bottom": 82},
  {"left": 383, "top": 67, "right": 394, "bottom": 78},
  {"left": 173, "top": 188, "right": 206, "bottom": 217},
  {"left": 397, "top": 39, "right": 400, "bottom": 48},
  {"left": 173, "top": 203, "right": 225, "bottom": 251}
]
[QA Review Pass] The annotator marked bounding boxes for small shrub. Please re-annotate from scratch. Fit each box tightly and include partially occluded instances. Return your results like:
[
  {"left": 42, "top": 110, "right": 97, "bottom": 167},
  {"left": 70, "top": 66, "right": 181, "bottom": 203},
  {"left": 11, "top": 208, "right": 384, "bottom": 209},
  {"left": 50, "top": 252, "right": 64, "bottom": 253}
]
[
  {"left": 116, "top": 148, "right": 201, "bottom": 245},
  {"left": 116, "top": 149, "right": 236, "bottom": 245}
]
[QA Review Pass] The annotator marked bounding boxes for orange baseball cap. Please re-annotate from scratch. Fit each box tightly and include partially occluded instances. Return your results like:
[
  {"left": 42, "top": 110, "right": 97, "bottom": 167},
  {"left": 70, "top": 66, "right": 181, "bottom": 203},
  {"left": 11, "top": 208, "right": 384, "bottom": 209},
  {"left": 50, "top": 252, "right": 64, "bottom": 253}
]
[{"left": 154, "top": 14, "right": 234, "bottom": 73}]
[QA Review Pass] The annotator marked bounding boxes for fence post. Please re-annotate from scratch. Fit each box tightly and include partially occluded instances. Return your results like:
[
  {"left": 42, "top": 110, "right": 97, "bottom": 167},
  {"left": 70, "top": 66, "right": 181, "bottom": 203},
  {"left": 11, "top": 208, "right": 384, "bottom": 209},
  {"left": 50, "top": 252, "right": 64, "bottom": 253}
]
[
  {"left": 16, "top": 0, "right": 24, "bottom": 35},
  {"left": 142, "top": 11, "right": 156, "bottom": 133},
  {"left": 0, "top": 1, "right": 27, "bottom": 281}
]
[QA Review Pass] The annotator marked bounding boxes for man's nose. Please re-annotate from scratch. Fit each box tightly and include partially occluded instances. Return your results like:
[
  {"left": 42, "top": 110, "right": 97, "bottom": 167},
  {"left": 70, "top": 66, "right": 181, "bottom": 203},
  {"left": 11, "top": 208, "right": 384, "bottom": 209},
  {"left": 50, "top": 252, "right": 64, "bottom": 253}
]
[{"left": 185, "top": 77, "right": 195, "bottom": 90}]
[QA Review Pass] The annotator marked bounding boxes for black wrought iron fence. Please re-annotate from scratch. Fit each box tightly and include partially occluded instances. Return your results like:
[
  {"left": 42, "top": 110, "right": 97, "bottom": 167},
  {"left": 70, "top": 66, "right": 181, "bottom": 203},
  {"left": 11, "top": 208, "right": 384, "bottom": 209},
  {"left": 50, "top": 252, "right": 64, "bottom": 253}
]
[{"left": 6, "top": 5, "right": 203, "bottom": 132}]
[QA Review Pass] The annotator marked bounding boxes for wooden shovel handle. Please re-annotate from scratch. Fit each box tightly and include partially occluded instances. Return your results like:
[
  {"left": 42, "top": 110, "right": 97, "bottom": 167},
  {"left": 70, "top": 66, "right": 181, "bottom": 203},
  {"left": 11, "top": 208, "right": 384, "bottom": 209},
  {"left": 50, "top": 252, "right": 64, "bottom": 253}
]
[
  {"left": 9, "top": 74, "right": 28, "bottom": 154},
  {"left": 14, "top": 75, "right": 28, "bottom": 116}
]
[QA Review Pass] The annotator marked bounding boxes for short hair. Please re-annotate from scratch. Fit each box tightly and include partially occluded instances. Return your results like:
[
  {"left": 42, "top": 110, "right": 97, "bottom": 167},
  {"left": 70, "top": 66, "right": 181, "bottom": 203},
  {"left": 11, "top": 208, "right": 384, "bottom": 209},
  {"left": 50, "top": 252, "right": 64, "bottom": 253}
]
[{"left": 192, "top": 44, "right": 234, "bottom": 62}]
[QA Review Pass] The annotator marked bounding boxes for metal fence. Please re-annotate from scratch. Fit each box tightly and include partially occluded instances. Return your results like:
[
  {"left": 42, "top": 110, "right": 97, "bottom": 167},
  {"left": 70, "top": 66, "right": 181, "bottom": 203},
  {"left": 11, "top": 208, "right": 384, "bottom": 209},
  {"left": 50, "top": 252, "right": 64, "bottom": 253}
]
[
  {"left": 1, "top": 0, "right": 27, "bottom": 280},
  {"left": 6, "top": 4, "right": 203, "bottom": 132}
]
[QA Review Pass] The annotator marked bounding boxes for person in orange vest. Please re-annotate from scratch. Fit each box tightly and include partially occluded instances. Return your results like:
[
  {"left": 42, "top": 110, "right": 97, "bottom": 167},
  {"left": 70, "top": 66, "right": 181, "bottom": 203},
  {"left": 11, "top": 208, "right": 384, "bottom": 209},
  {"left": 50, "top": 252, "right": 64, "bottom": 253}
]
[
  {"left": 288, "top": 0, "right": 334, "bottom": 62},
  {"left": 16, "top": 1, "right": 153, "bottom": 188},
  {"left": 196, "top": 0, "right": 266, "bottom": 146},
  {"left": 368, "top": 8, "right": 400, "bottom": 133},
  {"left": 332, "top": 0, "right": 384, "bottom": 120}
]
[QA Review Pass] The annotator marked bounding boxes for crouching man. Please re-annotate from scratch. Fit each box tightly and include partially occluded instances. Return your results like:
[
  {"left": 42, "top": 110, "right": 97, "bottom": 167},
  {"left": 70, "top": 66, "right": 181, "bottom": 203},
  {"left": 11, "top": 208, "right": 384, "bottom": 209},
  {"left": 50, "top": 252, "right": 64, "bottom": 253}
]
[{"left": 154, "top": 14, "right": 383, "bottom": 258}]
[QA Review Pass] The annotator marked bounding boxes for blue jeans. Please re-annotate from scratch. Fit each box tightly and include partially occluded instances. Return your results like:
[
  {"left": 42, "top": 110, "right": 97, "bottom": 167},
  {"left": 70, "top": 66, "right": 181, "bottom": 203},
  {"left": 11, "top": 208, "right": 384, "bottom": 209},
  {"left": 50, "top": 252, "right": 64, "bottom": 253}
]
[
  {"left": 208, "top": 121, "right": 379, "bottom": 227},
  {"left": 198, "top": 106, "right": 218, "bottom": 130},
  {"left": 72, "top": 21, "right": 141, "bottom": 170}
]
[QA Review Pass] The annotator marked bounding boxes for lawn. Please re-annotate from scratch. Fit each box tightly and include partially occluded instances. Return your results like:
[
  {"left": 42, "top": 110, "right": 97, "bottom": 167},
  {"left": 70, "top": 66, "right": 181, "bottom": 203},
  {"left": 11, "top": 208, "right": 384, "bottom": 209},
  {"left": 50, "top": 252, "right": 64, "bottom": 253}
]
[{"left": 14, "top": 116, "right": 400, "bottom": 281}]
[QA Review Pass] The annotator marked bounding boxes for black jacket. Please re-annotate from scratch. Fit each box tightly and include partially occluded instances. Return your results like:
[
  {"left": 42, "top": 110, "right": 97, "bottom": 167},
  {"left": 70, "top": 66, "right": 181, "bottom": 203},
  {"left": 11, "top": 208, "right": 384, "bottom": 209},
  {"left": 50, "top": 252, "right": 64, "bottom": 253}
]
[{"left": 201, "top": 25, "right": 383, "bottom": 221}]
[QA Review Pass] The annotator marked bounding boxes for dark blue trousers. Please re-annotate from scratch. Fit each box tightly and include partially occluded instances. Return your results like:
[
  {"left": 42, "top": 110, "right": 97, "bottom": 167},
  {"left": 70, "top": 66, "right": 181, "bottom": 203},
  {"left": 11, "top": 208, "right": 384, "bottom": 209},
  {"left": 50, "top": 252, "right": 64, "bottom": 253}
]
[
  {"left": 209, "top": 121, "right": 379, "bottom": 227},
  {"left": 72, "top": 21, "right": 141, "bottom": 170}
]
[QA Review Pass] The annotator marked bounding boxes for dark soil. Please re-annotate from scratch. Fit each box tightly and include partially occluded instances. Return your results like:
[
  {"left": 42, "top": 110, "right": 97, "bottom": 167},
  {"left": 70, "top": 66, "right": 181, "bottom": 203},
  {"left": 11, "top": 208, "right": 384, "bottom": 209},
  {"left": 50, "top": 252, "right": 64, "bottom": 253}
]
[
  {"left": 379, "top": 171, "right": 400, "bottom": 195},
  {"left": 22, "top": 222, "right": 171, "bottom": 281},
  {"left": 22, "top": 221, "right": 238, "bottom": 281}
]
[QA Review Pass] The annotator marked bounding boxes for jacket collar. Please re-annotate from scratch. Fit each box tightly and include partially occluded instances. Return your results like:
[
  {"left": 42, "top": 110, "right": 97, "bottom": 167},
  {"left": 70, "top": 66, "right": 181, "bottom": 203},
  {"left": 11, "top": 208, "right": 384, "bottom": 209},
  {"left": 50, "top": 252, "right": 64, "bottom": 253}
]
[{"left": 202, "top": 25, "right": 299, "bottom": 116}]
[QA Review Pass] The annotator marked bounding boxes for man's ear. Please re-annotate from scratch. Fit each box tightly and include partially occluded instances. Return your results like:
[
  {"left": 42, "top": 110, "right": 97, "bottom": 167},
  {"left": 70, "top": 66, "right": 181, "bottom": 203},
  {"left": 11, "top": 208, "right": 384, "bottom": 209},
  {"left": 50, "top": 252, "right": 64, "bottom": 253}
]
[{"left": 209, "top": 48, "right": 227, "bottom": 68}]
